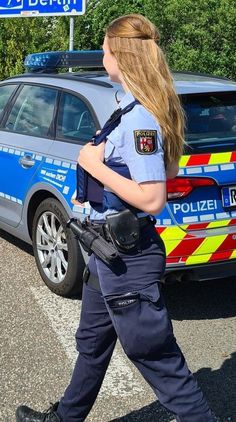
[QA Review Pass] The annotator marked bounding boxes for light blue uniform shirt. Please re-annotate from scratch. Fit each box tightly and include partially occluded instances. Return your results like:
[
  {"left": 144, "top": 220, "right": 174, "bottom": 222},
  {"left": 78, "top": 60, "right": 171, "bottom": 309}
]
[{"left": 90, "top": 91, "right": 166, "bottom": 221}]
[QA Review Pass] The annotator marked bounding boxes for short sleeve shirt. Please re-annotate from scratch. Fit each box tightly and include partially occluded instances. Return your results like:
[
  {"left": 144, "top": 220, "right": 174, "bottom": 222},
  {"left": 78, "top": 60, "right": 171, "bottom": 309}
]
[{"left": 90, "top": 91, "right": 166, "bottom": 220}]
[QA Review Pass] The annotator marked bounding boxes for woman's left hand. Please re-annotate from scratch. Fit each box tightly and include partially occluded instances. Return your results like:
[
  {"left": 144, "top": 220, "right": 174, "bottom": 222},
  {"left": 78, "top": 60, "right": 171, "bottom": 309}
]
[{"left": 78, "top": 141, "right": 105, "bottom": 175}]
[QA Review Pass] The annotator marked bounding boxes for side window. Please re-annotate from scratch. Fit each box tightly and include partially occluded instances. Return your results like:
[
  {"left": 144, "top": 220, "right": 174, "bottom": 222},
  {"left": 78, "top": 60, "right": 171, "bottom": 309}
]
[
  {"left": 4, "top": 84, "right": 57, "bottom": 137},
  {"left": 57, "top": 92, "right": 97, "bottom": 142},
  {"left": 0, "top": 84, "right": 17, "bottom": 118}
]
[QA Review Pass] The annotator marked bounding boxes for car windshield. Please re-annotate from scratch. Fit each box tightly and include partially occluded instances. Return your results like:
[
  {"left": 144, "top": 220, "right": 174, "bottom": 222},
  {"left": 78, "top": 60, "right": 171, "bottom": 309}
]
[{"left": 182, "top": 91, "right": 236, "bottom": 154}]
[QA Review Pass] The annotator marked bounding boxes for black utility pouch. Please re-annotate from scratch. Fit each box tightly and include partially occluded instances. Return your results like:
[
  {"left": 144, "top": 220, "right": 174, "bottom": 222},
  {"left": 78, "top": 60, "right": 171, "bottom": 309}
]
[{"left": 105, "top": 209, "right": 140, "bottom": 252}]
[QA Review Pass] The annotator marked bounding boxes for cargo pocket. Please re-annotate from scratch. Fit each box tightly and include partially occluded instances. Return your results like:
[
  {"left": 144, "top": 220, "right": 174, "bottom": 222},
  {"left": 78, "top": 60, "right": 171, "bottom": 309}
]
[{"left": 105, "top": 284, "right": 173, "bottom": 360}]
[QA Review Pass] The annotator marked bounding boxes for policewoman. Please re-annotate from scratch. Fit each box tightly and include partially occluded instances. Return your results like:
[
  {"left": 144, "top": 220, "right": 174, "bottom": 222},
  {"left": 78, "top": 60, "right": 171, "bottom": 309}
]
[{"left": 16, "top": 14, "right": 214, "bottom": 422}]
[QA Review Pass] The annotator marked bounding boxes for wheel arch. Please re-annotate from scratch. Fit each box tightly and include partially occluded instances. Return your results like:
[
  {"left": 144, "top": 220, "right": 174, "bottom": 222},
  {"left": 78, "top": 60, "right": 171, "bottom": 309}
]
[{"left": 27, "top": 190, "right": 57, "bottom": 239}]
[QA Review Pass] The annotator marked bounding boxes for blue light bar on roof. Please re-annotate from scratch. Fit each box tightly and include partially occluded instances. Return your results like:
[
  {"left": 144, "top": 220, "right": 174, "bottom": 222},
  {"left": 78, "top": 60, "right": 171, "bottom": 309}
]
[{"left": 24, "top": 50, "right": 104, "bottom": 73}]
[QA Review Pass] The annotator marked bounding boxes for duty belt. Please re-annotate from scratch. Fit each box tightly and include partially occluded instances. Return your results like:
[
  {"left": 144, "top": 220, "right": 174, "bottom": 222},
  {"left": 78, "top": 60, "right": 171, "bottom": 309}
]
[
  {"left": 85, "top": 215, "right": 155, "bottom": 292},
  {"left": 88, "top": 215, "right": 155, "bottom": 241}
]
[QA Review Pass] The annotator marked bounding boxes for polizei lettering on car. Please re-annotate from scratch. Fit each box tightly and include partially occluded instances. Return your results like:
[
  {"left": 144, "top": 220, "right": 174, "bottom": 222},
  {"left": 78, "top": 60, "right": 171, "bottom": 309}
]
[{"left": 173, "top": 200, "right": 218, "bottom": 214}]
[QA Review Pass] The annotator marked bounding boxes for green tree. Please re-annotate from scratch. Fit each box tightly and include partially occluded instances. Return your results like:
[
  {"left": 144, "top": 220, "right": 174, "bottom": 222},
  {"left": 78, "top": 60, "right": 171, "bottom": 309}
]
[
  {"left": 0, "top": 0, "right": 235, "bottom": 80},
  {"left": 158, "top": 0, "right": 236, "bottom": 78},
  {"left": 0, "top": 17, "right": 68, "bottom": 79},
  {"left": 73, "top": 0, "right": 145, "bottom": 49}
]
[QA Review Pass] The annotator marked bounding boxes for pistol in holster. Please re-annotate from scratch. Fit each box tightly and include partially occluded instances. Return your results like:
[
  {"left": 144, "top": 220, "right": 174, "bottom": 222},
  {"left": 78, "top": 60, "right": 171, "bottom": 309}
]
[{"left": 105, "top": 209, "right": 141, "bottom": 252}]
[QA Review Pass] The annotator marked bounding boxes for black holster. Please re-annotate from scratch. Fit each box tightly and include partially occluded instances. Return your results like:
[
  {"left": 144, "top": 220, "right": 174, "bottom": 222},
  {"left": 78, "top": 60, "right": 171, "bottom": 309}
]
[{"left": 105, "top": 209, "right": 140, "bottom": 252}]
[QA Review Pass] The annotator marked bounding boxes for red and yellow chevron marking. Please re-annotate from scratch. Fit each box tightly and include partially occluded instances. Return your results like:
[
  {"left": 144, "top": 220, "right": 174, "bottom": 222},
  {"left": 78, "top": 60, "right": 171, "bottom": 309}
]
[
  {"left": 184, "top": 218, "right": 236, "bottom": 231},
  {"left": 158, "top": 150, "right": 236, "bottom": 264},
  {"left": 156, "top": 223, "right": 236, "bottom": 265},
  {"left": 179, "top": 151, "right": 236, "bottom": 167}
]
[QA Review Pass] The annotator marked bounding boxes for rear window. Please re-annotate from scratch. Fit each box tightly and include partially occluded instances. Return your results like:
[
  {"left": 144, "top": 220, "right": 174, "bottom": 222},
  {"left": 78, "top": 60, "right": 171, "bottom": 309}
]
[{"left": 181, "top": 91, "right": 236, "bottom": 154}]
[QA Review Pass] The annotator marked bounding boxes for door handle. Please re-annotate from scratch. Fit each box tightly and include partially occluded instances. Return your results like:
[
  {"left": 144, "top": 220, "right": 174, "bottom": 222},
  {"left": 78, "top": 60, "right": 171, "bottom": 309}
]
[{"left": 19, "top": 155, "right": 35, "bottom": 168}]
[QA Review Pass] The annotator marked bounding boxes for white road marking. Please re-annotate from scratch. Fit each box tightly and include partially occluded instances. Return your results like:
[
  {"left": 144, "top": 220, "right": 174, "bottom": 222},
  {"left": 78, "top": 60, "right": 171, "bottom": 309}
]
[{"left": 30, "top": 286, "right": 147, "bottom": 397}]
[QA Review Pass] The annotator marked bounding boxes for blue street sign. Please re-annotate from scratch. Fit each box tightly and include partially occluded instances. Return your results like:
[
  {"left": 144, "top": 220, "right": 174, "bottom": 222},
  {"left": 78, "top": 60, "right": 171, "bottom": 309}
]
[{"left": 0, "top": 0, "right": 86, "bottom": 17}]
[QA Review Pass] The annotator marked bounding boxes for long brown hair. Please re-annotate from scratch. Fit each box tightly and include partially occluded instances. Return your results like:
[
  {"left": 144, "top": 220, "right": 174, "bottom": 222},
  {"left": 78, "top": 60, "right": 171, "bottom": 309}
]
[{"left": 106, "top": 14, "right": 185, "bottom": 166}]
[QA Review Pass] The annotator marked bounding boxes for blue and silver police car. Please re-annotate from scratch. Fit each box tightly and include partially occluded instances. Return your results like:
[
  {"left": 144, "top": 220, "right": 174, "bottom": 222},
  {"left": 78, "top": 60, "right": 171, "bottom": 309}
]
[{"left": 0, "top": 51, "right": 236, "bottom": 296}]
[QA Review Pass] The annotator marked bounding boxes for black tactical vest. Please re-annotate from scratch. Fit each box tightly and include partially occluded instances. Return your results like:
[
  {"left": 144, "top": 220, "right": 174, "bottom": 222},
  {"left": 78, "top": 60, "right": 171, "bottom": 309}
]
[{"left": 76, "top": 100, "right": 139, "bottom": 212}]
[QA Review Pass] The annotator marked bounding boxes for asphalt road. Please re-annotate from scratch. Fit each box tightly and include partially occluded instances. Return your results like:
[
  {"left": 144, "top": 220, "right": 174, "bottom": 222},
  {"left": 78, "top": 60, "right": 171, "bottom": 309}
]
[{"left": 0, "top": 229, "right": 236, "bottom": 422}]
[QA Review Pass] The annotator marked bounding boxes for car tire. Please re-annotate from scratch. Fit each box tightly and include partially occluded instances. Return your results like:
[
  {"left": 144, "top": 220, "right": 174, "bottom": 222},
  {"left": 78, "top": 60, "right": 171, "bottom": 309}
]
[{"left": 32, "top": 198, "right": 84, "bottom": 297}]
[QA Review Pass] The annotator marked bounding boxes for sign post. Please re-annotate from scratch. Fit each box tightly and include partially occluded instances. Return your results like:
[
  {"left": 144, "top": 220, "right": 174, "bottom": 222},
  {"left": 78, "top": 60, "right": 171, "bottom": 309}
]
[{"left": 69, "top": 16, "right": 74, "bottom": 71}]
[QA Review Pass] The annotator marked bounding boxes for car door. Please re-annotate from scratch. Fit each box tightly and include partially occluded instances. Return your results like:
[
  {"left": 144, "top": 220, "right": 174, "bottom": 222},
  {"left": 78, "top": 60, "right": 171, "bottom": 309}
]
[
  {"left": 45, "top": 89, "right": 98, "bottom": 218},
  {"left": 0, "top": 83, "right": 58, "bottom": 227}
]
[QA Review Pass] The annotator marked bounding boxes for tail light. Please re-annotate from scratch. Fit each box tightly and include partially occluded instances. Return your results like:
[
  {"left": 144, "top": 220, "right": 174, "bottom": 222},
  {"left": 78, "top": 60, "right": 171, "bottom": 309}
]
[{"left": 167, "top": 177, "right": 216, "bottom": 200}]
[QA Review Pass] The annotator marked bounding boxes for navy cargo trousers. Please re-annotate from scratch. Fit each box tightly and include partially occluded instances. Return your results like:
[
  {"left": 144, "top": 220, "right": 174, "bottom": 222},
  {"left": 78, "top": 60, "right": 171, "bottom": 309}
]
[{"left": 57, "top": 224, "right": 213, "bottom": 422}]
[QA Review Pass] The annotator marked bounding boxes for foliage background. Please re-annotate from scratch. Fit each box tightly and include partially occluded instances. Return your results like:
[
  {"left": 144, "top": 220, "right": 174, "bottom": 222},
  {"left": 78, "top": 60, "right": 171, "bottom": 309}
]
[{"left": 0, "top": 0, "right": 235, "bottom": 80}]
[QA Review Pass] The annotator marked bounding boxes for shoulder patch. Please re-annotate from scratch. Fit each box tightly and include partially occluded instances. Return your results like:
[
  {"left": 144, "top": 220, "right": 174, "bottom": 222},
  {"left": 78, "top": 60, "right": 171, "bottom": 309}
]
[{"left": 134, "top": 130, "right": 158, "bottom": 154}]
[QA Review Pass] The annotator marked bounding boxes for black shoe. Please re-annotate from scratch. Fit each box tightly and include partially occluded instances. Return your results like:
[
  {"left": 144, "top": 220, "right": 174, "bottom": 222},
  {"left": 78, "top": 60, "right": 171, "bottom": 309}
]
[{"left": 16, "top": 402, "right": 61, "bottom": 422}]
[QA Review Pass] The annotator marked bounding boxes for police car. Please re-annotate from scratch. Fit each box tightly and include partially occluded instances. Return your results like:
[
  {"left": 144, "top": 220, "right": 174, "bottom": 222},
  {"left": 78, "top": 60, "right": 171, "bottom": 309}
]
[{"left": 0, "top": 50, "right": 235, "bottom": 296}]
